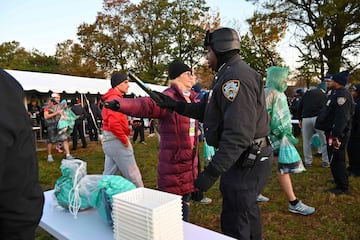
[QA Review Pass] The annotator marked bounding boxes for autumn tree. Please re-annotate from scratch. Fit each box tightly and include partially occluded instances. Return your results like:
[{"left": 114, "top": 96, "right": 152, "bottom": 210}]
[
  {"left": 240, "top": 10, "right": 286, "bottom": 77},
  {"left": 248, "top": 0, "right": 360, "bottom": 78},
  {"left": 0, "top": 41, "right": 59, "bottom": 73},
  {"left": 168, "top": 0, "right": 209, "bottom": 68},
  {"left": 0, "top": 41, "right": 32, "bottom": 70},
  {"left": 192, "top": 10, "right": 221, "bottom": 89},
  {"left": 126, "top": 0, "right": 172, "bottom": 83},
  {"left": 55, "top": 40, "right": 106, "bottom": 78},
  {"left": 76, "top": 0, "right": 133, "bottom": 75}
]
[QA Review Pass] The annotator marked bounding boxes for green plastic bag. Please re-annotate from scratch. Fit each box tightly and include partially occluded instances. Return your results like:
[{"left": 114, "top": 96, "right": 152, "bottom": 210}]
[
  {"left": 54, "top": 159, "right": 91, "bottom": 210},
  {"left": 57, "top": 108, "right": 77, "bottom": 134},
  {"left": 89, "top": 175, "right": 136, "bottom": 225},
  {"left": 278, "top": 137, "right": 301, "bottom": 164},
  {"left": 311, "top": 133, "right": 321, "bottom": 148},
  {"left": 203, "top": 139, "right": 215, "bottom": 166}
]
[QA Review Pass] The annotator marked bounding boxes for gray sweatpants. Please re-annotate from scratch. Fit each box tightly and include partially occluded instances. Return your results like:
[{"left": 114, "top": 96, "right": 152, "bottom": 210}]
[
  {"left": 301, "top": 117, "right": 329, "bottom": 165},
  {"left": 102, "top": 131, "right": 144, "bottom": 187}
]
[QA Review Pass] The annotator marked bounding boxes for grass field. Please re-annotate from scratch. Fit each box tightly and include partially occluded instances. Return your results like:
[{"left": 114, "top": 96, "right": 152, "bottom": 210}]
[{"left": 35, "top": 133, "right": 360, "bottom": 240}]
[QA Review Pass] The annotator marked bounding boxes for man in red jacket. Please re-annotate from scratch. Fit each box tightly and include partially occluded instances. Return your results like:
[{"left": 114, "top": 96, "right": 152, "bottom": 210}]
[{"left": 101, "top": 73, "right": 144, "bottom": 187}]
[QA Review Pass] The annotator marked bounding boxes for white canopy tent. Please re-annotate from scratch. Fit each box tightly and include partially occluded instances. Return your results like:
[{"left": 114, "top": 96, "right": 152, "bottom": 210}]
[
  {"left": 5, "top": 69, "right": 168, "bottom": 141},
  {"left": 5, "top": 69, "right": 167, "bottom": 96}
]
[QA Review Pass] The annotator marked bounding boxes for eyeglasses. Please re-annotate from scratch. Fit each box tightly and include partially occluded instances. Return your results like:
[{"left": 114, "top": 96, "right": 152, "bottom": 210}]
[{"left": 185, "top": 71, "right": 193, "bottom": 77}]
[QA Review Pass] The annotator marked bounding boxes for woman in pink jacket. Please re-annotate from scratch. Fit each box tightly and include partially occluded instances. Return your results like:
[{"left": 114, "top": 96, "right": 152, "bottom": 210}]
[{"left": 104, "top": 61, "right": 199, "bottom": 221}]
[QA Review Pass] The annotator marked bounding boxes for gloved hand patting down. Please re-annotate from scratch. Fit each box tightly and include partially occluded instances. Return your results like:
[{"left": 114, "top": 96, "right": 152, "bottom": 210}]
[
  {"left": 150, "top": 91, "right": 178, "bottom": 111},
  {"left": 104, "top": 100, "right": 120, "bottom": 111}
]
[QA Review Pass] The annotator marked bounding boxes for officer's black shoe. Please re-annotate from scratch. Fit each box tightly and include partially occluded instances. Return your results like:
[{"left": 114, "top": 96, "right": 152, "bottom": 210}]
[{"left": 328, "top": 188, "right": 350, "bottom": 195}]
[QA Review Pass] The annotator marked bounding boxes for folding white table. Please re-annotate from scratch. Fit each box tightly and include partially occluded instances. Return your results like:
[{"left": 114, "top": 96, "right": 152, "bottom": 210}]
[{"left": 40, "top": 190, "right": 235, "bottom": 240}]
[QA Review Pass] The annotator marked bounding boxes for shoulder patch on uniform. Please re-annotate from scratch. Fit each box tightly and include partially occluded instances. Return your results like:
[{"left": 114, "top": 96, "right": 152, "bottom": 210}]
[
  {"left": 222, "top": 80, "right": 240, "bottom": 102},
  {"left": 337, "top": 97, "right": 346, "bottom": 106}
]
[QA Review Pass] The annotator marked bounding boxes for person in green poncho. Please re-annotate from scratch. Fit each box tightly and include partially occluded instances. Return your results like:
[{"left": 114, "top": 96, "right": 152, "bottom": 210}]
[{"left": 264, "top": 66, "right": 315, "bottom": 216}]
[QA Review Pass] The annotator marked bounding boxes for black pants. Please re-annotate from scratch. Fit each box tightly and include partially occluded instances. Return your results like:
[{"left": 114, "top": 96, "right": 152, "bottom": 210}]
[
  {"left": 347, "top": 137, "right": 360, "bottom": 176},
  {"left": 220, "top": 145, "right": 273, "bottom": 240},
  {"left": 328, "top": 135, "right": 349, "bottom": 191},
  {"left": 87, "top": 118, "right": 98, "bottom": 141},
  {"left": 182, "top": 194, "right": 191, "bottom": 222},
  {"left": 133, "top": 125, "right": 145, "bottom": 142},
  {"left": 72, "top": 119, "right": 87, "bottom": 149},
  {"left": 292, "top": 121, "right": 301, "bottom": 137},
  {"left": 192, "top": 152, "right": 205, "bottom": 201}
]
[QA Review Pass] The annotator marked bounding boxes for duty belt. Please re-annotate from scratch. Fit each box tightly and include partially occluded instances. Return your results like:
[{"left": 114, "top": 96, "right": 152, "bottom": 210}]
[{"left": 253, "top": 136, "right": 270, "bottom": 149}]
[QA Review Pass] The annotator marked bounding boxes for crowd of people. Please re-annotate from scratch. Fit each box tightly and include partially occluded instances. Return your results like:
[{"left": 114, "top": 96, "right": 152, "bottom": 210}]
[
  {"left": 2, "top": 26, "right": 358, "bottom": 240},
  {"left": 25, "top": 93, "right": 103, "bottom": 161}
]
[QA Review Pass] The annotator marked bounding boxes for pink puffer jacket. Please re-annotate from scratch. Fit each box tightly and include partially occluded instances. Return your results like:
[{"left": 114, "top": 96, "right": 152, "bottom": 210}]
[{"left": 117, "top": 84, "right": 199, "bottom": 196}]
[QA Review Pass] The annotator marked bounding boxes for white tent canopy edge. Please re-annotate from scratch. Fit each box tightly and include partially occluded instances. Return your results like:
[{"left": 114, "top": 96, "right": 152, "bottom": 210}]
[{"left": 5, "top": 69, "right": 167, "bottom": 96}]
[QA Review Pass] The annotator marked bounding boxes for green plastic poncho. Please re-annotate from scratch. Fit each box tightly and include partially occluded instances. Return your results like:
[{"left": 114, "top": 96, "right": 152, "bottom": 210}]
[{"left": 265, "top": 66, "right": 301, "bottom": 165}]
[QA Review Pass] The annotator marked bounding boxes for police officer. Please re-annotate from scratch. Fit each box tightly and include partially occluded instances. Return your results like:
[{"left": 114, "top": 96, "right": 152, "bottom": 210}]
[
  {"left": 290, "top": 88, "right": 303, "bottom": 137},
  {"left": 70, "top": 98, "right": 87, "bottom": 150},
  {"left": 150, "top": 27, "right": 273, "bottom": 240},
  {"left": 347, "top": 83, "right": 360, "bottom": 176},
  {"left": 316, "top": 70, "right": 354, "bottom": 195}
]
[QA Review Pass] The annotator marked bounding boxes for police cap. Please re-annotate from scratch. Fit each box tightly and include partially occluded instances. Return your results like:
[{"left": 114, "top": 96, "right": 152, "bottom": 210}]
[{"left": 204, "top": 27, "right": 240, "bottom": 53}]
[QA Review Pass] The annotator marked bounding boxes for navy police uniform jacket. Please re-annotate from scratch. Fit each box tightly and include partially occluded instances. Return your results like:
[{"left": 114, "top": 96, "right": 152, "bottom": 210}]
[
  {"left": 349, "top": 97, "right": 360, "bottom": 138},
  {"left": 315, "top": 87, "right": 354, "bottom": 138},
  {"left": 179, "top": 55, "right": 270, "bottom": 180}
]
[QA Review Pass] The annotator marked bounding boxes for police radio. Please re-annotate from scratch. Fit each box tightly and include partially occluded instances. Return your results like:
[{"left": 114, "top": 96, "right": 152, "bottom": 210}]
[{"left": 242, "top": 142, "right": 261, "bottom": 168}]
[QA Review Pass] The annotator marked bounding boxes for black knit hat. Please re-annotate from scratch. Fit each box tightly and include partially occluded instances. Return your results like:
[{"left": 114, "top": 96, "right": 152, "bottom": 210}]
[
  {"left": 168, "top": 60, "right": 191, "bottom": 80},
  {"left": 332, "top": 70, "right": 349, "bottom": 86},
  {"left": 325, "top": 70, "right": 349, "bottom": 86},
  {"left": 111, "top": 73, "right": 128, "bottom": 88}
]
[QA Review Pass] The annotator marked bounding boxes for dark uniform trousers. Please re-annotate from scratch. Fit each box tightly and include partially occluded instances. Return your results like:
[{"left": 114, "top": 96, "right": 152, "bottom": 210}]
[
  {"left": 220, "top": 145, "right": 273, "bottom": 240},
  {"left": 347, "top": 136, "right": 360, "bottom": 176},
  {"left": 327, "top": 133, "right": 349, "bottom": 191},
  {"left": 87, "top": 117, "right": 99, "bottom": 141},
  {"left": 72, "top": 118, "right": 87, "bottom": 149},
  {"left": 316, "top": 87, "right": 353, "bottom": 192}
]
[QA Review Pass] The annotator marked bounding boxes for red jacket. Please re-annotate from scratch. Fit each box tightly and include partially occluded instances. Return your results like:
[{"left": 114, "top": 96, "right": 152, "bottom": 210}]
[
  {"left": 117, "top": 84, "right": 199, "bottom": 196},
  {"left": 102, "top": 88, "right": 130, "bottom": 145}
]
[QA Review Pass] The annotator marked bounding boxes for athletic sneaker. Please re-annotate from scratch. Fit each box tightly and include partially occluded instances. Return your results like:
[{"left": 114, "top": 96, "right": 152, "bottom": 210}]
[
  {"left": 47, "top": 155, "right": 54, "bottom": 162},
  {"left": 199, "top": 197, "right": 212, "bottom": 204},
  {"left": 257, "top": 194, "right": 270, "bottom": 202},
  {"left": 322, "top": 162, "right": 330, "bottom": 168},
  {"left": 66, "top": 154, "right": 75, "bottom": 160},
  {"left": 288, "top": 200, "right": 315, "bottom": 216}
]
